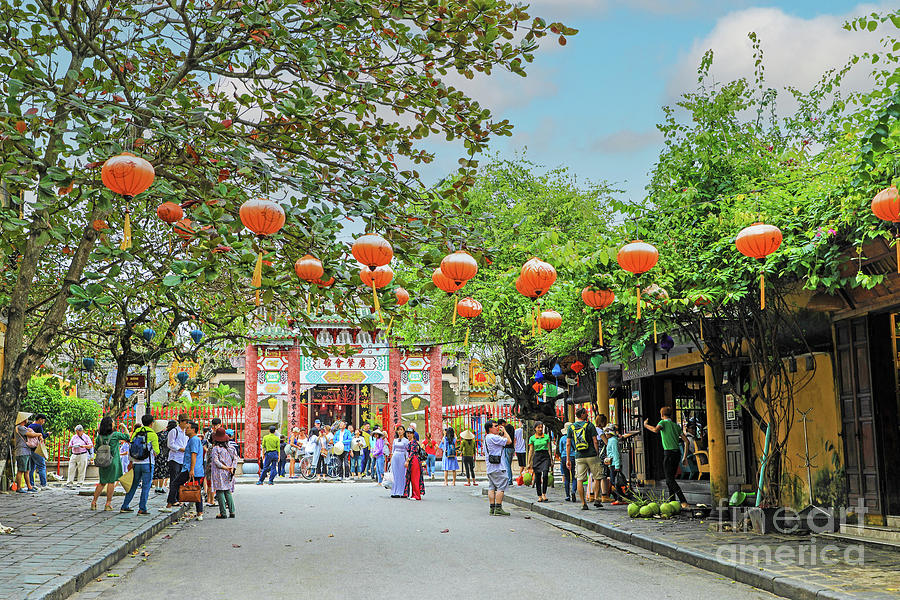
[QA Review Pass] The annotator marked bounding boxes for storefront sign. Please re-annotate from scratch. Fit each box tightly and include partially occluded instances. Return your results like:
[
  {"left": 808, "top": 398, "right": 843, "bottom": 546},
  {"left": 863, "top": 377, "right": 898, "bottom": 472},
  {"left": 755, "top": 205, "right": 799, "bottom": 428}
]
[
  {"left": 623, "top": 351, "right": 655, "bottom": 382},
  {"left": 125, "top": 374, "right": 145, "bottom": 389},
  {"left": 725, "top": 394, "right": 736, "bottom": 421}
]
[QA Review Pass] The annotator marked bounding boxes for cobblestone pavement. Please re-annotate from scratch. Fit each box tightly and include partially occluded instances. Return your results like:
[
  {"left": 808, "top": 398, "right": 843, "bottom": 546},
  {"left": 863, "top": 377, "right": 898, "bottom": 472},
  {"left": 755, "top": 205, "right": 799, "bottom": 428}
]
[
  {"left": 0, "top": 484, "right": 187, "bottom": 600},
  {"left": 501, "top": 483, "right": 900, "bottom": 599}
]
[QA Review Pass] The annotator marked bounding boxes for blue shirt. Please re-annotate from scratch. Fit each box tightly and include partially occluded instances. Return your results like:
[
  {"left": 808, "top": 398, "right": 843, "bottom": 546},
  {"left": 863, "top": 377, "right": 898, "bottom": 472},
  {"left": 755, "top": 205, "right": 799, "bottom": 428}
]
[
  {"left": 606, "top": 436, "right": 621, "bottom": 469},
  {"left": 180, "top": 436, "right": 205, "bottom": 477},
  {"left": 559, "top": 434, "right": 570, "bottom": 458},
  {"left": 29, "top": 423, "right": 47, "bottom": 439}
]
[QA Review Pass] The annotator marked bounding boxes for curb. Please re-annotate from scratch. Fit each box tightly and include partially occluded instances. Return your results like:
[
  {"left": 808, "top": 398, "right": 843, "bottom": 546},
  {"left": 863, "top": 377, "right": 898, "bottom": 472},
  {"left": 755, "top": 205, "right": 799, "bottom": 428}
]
[
  {"left": 31, "top": 504, "right": 189, "bottom": 600},
  {"left": 493, "top": 491, "right": 860, "bottom": 600}
]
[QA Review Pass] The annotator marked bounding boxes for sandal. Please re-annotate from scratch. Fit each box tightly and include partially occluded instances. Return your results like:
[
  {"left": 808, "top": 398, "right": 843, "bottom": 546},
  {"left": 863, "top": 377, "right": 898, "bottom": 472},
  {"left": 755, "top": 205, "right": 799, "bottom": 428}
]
[
  {"left": 104, "top": 504, "right": 113, "bottom": 511},
  {"left": 90, "top": 502, "right": 97, "bottom": 510},
  {"left": 215, "top": 514, "right": 228, "bottom": 519}
]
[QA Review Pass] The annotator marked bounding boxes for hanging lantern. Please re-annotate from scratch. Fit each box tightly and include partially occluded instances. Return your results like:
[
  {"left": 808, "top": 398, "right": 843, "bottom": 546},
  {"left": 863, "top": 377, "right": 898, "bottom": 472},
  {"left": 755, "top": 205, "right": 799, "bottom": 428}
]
[
  {"left": 294, "top": 254, "right": 325, "bottom": 282},
  {"left": 551, "top": 363, "right": 563, "bottom": 378},
  {"left": 240, "top": 198, "right": 286, "bottom": 304},
  {"left": 142, "top": 328, "right": 155, "bottom": 342},
  {"left": 659, "top": 334, "right": 675, "bottom": 352},
  {"left": 544, "top": 383, "right": 560, "bottom": 398},
  {"left": 736, "top": 222, "right": 782, "bottom": 309},
  {"left": 315, "top": 276, "right": 335, "bottom": 288},
  {"left": 176, "top": 371, "right": 189, "bottom": 385},
  {"left": 534, "top": 369, "right": 544, "bottom": 383},
  {"left": 267, "top": 396, "right": 278, "bottom": 411},
  {"left": 456, "top": 297, "right": 482, "bottom": 348},
  {"left": 156, "top": 201, "right": 183, "bottom": 225},
  {"left": 360, "top": 265, "right": 394, "bottom": 289},
  {"left": 352, "top": 233, "right": 393, "bottom": 269},
  {"left": 520, "top": 258, "right": 557, "bottom": 296},
  {"left": 394, "top": 287, "right": 410, "bottom": 307},
  {"left": 582, "top": 286, "right": 615, "bottom": 346},
  {"left": 82, "top": 357, "right": 95, "bottom": 372},
  {"left": 440, "top": 251, "right": 478, "bottom": 285},
  {"left": 190, "top": 329, "right": 204, "bottom": 344},
  {"left": 411, "top": 396, "right": 421, "bottom": 410},
  {"left": 515, "top": 275, "right": 544, "bottom": 299},
  {"left": 173, "top": 218, "right": 194, "bottom": 241},
  {"left": 617, "top": 240, "right": 658, "bottom": 319},
  {"left": 432, "top": 267, "right": 463, "bottom": 294},
  {"left": 570, "top": 360, "right": 584, "bottom": 374},
  {"left": 539, "top": 310, "right": 562, "bottom": 332},
  {"left": 590, "top": 355, "right": 603, "bottom": 370},
  {"left": 101, "top": 152, "right": 155, "bottom": 250},
  {"left": 532, "top": 382, "right": 543, "bottom": 394},
  {"left": 872, "top": 186, "right": 900, "bottom": 273}
]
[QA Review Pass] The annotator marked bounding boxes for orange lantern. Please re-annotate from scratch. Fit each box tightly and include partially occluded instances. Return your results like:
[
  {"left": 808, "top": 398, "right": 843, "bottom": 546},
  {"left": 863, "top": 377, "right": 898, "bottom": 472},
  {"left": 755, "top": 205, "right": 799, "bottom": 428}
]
[
  {"left": 432, "top": 267, "right": 463, "bottom": 294},
  {"left": 157, "top": 201, "right": 183, "bottom": 225},
  {"left": 456, "top": 297, "right": 482, "bottom": 347},
  {"left": 352, "top": 233, "right": 393, "bottom": 269},
  {"left": 872, "top": 186, "right": 900, "bottom": 272},
  {"left": 617, "top": 240, "right": 658, "bottom": 319},
  {"left": 440, "top": 251, "right": 478, "bottom": 285},
  {"left": 173, "top": 218, "right": 194, "bottom": 241},
  {"left": 239, "top": 198, "right": 285, "bottom": 303},
  {"left": 395, "top": 287, "right": 410, "bottom": 307},
  {"left": 315, "top": 276, "right": 335, "bottom": 288},
  {"left": 539, "top": 310, "right": 562, "bottom": 332},
  {"left": 520, "top": 258, "right": 557, "bottom": 296},
  {"left": 359, "top": 265, "right": 394, "bottom": 289},
  {"left": 101, "top": 152, "right": 155, "bottom": 250},
  {"left": 532, "top": 382, "right": 543, "bottom": 394},
  {"left": 294, "top": 255, "right": 324, "bottom": 282},
  {"left": 515, "top": 275, "right": 545, "bottom": 299},
  {"left": 736, "top": 222, "right": 782, "bottom": 309},
  {"left": 581, "top": 286, "right": 615, "bottom": 346}
]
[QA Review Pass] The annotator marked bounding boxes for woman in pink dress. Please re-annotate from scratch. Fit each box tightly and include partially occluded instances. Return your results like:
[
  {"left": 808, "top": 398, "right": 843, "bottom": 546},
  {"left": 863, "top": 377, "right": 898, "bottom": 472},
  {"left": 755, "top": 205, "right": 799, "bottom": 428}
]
[{"left": 210, "top": 428, "right": 237, "bottom": 519}]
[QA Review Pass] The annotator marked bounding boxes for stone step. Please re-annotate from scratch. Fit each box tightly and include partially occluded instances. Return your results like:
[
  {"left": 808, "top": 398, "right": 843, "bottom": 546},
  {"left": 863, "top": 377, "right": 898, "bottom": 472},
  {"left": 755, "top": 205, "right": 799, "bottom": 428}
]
[
  {"left": 817, "top": 530, "right": 900, "bottom": 552},
  {"left": 840, "top": 523, "right": 900, "bottom": 544},
  {"left": 887, "top": 515, "right": 900, "bottom": 529}
]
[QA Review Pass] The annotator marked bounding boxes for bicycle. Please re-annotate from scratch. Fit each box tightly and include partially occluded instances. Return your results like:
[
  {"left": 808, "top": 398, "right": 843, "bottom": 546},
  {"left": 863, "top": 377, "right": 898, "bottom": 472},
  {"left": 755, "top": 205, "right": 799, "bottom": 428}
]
[{"left": 297, "top": 455, "right": 316, "bottom": 480}]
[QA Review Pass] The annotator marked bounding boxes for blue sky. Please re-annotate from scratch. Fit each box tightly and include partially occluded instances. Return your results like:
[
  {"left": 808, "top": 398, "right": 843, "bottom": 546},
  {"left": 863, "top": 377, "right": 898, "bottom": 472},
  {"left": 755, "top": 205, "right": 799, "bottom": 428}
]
[{"left": 421, "top": 1, "right": 887, "bottom": 201}]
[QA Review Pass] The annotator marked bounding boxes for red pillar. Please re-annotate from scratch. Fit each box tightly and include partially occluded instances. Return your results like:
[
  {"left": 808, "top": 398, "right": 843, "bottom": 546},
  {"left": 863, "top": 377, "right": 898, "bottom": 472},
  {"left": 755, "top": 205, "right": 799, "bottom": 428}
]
[
  {"left": 288, "top": 342, "right": 304, "bottom": 431},
  {"left": 244, "top": 343, "right": 260, "bottom": 460},
  {"left": 389, "top": 346, "right": 401, "bottom": 435},
  {"left": 428, "top": 345, "right": 443, "bottom": 441}
]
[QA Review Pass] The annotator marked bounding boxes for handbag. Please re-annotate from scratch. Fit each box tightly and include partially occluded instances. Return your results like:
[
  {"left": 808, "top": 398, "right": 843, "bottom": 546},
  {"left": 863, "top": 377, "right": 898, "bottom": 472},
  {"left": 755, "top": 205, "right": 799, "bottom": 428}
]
[
  {"left": 118, "top": 469, "right": 134, "bottom": 493},
  {"left": 35, "top": 439, "right": 48, "bottom": 459},
  {"left": 179, "top": 478, "right": 203, "bottom": 503},
  {"left": 26, "top": 434, "right": 40, "bottom": 449},
  {"left": 488, "top": 454, "right": 502, "bottom": 465}
]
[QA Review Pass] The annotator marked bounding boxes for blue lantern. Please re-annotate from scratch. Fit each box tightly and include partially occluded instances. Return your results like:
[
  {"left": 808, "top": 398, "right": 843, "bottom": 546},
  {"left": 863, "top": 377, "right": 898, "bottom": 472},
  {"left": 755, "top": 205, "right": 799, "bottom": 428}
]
[
  {"left": 82, "top": 357, "right": 95, "bottom": 372},
  {"left": 142, "top": 328, "right": 156, "bottom": 342},
  {"left": 534, "top": 370, "right": 544, "bottom": 383},
  {"left": 190, "top": 329, "right": 204, "bottom": 344},
  {"left": 551, "top": 363, "right": 562, "bottom": 378},
  {"left": 659, "top": 334, "right": 675, "bottom": 352},
  {"left": 176, "top": 371, "right": 189, "bottom": 385}
]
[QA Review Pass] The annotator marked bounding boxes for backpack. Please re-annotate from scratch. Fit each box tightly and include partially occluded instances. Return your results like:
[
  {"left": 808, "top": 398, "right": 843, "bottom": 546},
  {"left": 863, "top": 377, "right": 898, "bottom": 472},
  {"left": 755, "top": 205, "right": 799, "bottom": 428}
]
[
  {"left": 571, "top": 422, "right": 591, "bottom": 452},
  {"left": 94, "top": 437, "right": 113, "bottom": 468},
  {"left": 129, "top": 429, "right": 151, "bottom": 461}
]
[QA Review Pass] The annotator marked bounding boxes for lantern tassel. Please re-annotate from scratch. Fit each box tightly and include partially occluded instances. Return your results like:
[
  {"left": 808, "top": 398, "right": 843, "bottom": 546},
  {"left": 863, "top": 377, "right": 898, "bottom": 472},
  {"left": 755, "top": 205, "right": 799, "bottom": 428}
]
[
  {"left": 598, "top": 317, "right": 604, "bottom": 347},
  {"left": 387, "top": 316, "right": 394, "bottom": 335},
  {"left": 700, "top": 317, "right": 704, "bottom": 341},
  {"left": 465, "top": 326, "right": 470, "bottom": 348},
  {"left": 760, "top": 272, "right": 766, "bottom": 310},
  {"left": 372, "top": 280, "right": 383, "bottom": 324},
  {"left": 452, "top": 295, "right": 458, "bottom": 326},
  {"left": 255, "top": 290, "right": 260, "bottom": 307},
  {"left": 307, "top": 292, "right": 311, "bottom": 314},
  {"left": 252, "top": 250, "right": 263, "bottom": 288},
  {"left": 653, "top": 320, "right": 657, "bottom": 343},
  {"left": 120, "top": 211, "right": 132, "bottom": 250},
  {"left": 895, "top": 237, "right": 899, "bottom": 274},
  {"left": 636, "top": 286, "right": 641, "bottom": 319}
]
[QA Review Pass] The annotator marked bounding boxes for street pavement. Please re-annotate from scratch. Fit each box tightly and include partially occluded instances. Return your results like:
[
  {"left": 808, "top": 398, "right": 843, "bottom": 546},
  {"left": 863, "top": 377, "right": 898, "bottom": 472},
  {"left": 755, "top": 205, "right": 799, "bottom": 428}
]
[{"left": 70, "top": 481, "right": 778, "bottom": 600}]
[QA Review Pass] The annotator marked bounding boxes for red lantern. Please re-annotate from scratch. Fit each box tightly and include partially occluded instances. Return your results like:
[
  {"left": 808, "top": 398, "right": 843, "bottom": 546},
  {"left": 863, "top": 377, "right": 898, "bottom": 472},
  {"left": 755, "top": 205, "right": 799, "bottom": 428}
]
[
  {"left": 582, "top": 286, "right": 614, "bottom": 346},
  {"left": 360, "top": 265, "right": 394, "bottom": 289},
  {"left": 294, "top": 255, "right": 324, "bottom": 282},
  {"left": 440, "top": 251, "right": 478, "bottom": 285},
  {"left": 532, "top": 382, "right": 544, "bottom": 394},
  {"left": 872, "top": 186, "right": 900, "bottom": 223},
  {"left": 736, "top": 222, "right": 782, "bottom": 309},
  {"left": 395, "top": 287, "right": 410, "bottom": 307},
  {"left": 239, "top": 198, "right": 285, "bottom": 237},
  {"left": 456, "top": 297, "right": 482, "bottom": 319},
  {"left": 101, "top": 152, "right": 155, "bottom": 198},
  {"left": 315, "top": 276, "right": 335, "bottom": 288},
  {"left": 520, "top": 258, "right": 557, "bottom": 296},
  {"left": 352, "top": 233, "right": 393, "bottom": 269},
  {"left": 157, "top": 202, "right": 183, "bottom": 225},
  {"left": 570, "top": 360, "right": 584, "bottom": 374},
  {"left": 617, "top": 240, "right": 658, "bottom": 319},
  {"left": 432, "top": 268, "right": 463, "bottom": 294},
  {"left": 539, "top": 310, "right": 562, "bottom": 331},
  {"left": 173, "top": 218, "right": 194, "bottom": 241}
]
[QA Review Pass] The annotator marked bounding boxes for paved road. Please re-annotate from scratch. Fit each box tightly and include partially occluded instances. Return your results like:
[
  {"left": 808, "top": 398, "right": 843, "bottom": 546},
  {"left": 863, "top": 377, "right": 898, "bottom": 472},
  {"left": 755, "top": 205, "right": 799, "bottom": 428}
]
[{"left": 72, "top": 482, "right": 777, "bottom": 600}]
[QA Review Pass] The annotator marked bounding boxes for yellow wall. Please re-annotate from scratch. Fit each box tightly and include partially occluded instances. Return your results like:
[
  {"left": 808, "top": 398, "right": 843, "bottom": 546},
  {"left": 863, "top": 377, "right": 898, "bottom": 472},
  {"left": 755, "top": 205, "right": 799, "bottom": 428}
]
[{"left": 751, "top": 352, "right": 844, "bottom": 508}]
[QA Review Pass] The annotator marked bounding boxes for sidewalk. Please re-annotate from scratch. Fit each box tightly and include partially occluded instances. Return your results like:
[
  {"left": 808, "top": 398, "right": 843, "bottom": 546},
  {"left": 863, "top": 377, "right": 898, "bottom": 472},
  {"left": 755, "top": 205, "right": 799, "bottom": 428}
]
[
  {"left": 498, "top": 484, "right": 900, "bottom": 600},
  {"left": 0, "top": 485, "right": 188, "bottom": 600}
]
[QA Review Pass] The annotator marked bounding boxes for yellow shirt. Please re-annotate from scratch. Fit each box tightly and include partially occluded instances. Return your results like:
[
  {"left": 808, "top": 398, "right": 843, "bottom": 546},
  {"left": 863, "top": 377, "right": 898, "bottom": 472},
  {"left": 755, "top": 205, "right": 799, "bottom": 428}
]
[{"left": 262, "top": 433, "right": 280, "bottom": 453}]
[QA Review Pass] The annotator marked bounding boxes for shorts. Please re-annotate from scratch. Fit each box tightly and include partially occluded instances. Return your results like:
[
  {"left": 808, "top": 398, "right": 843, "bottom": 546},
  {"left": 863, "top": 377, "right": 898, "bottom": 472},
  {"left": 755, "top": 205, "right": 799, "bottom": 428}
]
[
  {"left": 515, "top": 452, "right": 526, "bottom": 467},
  {"left": 16, "top": 455, "right": 31, "bottom": 472},
  {"left": 575, "top": 456, "right": 603, "bottom": 481},
  {"left": 487, "top": 470, "right": 509, "bottom": 492}
]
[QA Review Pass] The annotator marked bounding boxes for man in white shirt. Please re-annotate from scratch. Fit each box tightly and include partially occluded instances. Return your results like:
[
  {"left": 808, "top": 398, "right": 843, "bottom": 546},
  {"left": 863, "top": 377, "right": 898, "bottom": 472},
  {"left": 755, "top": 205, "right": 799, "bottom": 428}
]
[
  {"left": 165, "top": 415, "right": 188, "bottom": 509},
  {"left": 66, "top": 425, "right": 93, "bottom": 487}
]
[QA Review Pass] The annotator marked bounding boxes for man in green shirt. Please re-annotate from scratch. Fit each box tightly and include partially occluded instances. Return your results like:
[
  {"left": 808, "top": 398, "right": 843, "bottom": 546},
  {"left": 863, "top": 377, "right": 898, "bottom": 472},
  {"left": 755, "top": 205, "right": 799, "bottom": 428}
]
[
  {"left": 566, "top": 407, "right": 604, "bottom": 510},
  {"left": 257, "top": 425, "right": 280, "bottom": 485},
  {"left": 644, "top": 406, "right": 690, "bottom": 508}
]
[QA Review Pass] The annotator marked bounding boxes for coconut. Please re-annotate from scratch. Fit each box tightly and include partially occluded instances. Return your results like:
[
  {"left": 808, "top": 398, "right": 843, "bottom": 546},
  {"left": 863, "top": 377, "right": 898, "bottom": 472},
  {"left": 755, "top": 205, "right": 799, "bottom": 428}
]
[
  {"left": 627, "top": 503, "right": 641, "bottom": 518},
  {"left": 639, "top": 505, "right": 654, "bottom": 518},
  {"left": 668, "top": 500, "right": 682, "bottom": 514},
  {"left": 647, "top": 502, "right": 661, "bottom": 515},
  {"left": 660, "top": 503, "right": 676, "bottom": 518}
]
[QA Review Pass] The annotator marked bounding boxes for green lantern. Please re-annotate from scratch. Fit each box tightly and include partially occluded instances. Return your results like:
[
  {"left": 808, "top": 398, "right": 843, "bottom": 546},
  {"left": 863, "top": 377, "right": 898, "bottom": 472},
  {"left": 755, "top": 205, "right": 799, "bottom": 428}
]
[
  {"left": 545, "top": 383, "right": 560, "bottom": 398},
  {"left": 590, "top": 355, "right": 603, "bottom": 370}
]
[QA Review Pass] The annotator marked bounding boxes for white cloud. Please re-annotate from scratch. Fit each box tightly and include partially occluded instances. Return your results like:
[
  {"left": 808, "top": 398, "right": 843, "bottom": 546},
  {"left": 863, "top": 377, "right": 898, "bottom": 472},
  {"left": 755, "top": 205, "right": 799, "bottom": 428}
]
[
  {"left": 524, "top": 0, "right": 751, "bottom": 18},
  {"left": 665, "top": 4, "right": 890, "bottom": 102},
  {"left": 589, "top": 128, "right": 662, "bottom": 153}
]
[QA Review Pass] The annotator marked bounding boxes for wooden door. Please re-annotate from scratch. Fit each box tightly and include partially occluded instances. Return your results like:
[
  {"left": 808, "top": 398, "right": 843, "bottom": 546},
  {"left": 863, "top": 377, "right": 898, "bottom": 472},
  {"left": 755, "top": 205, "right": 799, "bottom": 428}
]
[
  {"left": 724, "top": 396, "right": 746, "bottom": 485},
  {"left": 835, "top": 317, "right": 883, "bottom": 516}
]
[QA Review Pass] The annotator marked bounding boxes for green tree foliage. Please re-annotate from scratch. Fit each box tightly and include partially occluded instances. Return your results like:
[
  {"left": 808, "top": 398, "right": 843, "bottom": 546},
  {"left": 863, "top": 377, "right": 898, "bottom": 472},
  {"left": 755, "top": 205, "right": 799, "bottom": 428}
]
[{"left": 20, "top": 376, "right": 100, "bottom": 434}]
